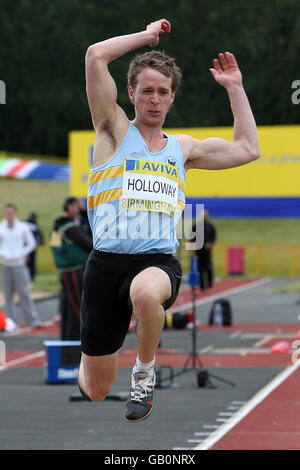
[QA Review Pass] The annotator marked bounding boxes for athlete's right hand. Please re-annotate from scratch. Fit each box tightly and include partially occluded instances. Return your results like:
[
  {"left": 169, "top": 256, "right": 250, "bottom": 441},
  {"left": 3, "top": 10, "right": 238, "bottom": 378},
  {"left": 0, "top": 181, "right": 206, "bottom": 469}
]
[{"left": 146, "top": 19, "right": 171, "bottom": 47}]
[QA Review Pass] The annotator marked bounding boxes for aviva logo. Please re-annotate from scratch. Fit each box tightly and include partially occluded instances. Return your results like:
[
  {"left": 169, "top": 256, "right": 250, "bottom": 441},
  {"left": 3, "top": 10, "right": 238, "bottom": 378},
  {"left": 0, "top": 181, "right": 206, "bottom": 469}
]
[
  {"left": 125, "top": 159, "right": 140, "bottom": 171},
  {"left": 125, "top": 158, "right": 178, "bottom": 181}
]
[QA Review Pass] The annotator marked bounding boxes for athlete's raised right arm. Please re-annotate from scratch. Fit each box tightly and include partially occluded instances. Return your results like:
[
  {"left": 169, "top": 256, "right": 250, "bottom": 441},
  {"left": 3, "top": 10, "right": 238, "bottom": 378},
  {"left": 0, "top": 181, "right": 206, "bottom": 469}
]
[{"left": 85, "top": 20, "right": 171, "bottom": 130}]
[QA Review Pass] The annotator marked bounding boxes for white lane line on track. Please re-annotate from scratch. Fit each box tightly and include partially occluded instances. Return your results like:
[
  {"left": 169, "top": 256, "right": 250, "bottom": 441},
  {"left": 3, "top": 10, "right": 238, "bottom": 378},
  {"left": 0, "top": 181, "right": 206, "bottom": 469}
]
[
  {"left": 194, "top": 359, "right": 300, "bottom": 450},
  {"left": 170, "top": 277, "right": 271, "bottom": 313},
  {"left": 0, "top": 350, "right": 45, "bottom": 373}
]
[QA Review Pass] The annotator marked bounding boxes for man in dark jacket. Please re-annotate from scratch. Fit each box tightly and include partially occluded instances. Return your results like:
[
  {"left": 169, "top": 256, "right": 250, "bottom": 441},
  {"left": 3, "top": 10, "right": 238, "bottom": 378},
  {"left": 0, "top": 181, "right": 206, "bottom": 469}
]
[
  {"left": 25, "top": 212, "right": 44, "bottom": 281},
  {"left": 50, "top": 197, "right": 93, "bottom": 340},
  {"left": 194, "top": 210, "right": 217, "bottom": 291}
]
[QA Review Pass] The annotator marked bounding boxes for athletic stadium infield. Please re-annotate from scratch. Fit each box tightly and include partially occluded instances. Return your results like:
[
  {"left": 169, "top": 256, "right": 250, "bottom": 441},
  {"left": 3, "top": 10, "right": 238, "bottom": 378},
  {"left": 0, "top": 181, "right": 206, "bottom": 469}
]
[{"left": 1, "top": 276, "right": 300, "bottom": 451}]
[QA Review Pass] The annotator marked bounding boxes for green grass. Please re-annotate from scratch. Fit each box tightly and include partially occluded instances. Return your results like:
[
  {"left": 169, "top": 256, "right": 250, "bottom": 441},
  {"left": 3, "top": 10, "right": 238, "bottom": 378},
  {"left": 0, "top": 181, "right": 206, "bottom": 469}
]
[
  {"left": 212, "top": 218, "right": 300, "bottom": 277},
  {"left": 32, "top": 272, "right": 61, "bottom": 293},
  {"left": 271, "top": 281, "right": 300, "bottom": 294},
  {"left": 178, "top": 219, "right": 300, "bottom": 278}
]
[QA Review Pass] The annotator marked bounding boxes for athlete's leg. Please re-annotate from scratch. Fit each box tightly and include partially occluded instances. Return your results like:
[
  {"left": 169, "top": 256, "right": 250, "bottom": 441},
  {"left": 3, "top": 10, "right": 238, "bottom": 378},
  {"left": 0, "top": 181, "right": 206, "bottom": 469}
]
[
  {"left": 129, "top": 267, "right": 171, "bottom": 364},
  {"left": 125, "top": 267, "right": 171, "bottom": 421},
  {"left": 78, "top": 250, "right": 123, "bottom": 402},
  {"left": 78, "top": 351, "right": 119, "bottom": 402}
]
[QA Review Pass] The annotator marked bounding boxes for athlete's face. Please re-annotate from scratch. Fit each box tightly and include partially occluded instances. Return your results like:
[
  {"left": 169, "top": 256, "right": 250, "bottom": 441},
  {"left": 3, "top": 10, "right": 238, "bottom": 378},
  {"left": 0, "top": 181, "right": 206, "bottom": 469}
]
[{"left": 128, "top": 68, "right": 175, "bottom": 127}]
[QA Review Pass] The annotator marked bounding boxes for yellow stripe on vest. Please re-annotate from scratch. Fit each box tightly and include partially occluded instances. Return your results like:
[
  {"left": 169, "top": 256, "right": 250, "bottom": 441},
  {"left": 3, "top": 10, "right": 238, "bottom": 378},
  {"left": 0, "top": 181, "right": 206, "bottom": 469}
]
[
  {"left": 88, "top": 165, "right": 124, "bottom": 185},
  {"left": 87, "top": 188, "right": 122, "bottom": 210}
]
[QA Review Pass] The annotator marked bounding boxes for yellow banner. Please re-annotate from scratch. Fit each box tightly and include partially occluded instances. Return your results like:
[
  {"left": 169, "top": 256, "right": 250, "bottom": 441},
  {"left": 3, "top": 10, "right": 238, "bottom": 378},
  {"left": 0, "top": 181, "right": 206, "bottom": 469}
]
[{"left": 69, "top": 125, "right": 300, "bottom": 198}]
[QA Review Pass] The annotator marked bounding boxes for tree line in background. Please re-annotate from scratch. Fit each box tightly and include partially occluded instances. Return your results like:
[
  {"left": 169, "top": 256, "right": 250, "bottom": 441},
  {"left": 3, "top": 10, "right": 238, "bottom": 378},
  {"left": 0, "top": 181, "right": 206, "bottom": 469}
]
[{"left": 0, "top": 0, "right": 299, "bottom": 157}]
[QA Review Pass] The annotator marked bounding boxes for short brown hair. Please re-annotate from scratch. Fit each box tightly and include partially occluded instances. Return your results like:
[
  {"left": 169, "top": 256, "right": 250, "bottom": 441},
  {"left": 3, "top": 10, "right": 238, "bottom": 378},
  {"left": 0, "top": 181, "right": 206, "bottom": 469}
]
[
  {"left": 5, "top": 203, "right": 16, "bottom": 211},
  {"left": 127, "top": 50, "right": 182, "bottom": 92}
]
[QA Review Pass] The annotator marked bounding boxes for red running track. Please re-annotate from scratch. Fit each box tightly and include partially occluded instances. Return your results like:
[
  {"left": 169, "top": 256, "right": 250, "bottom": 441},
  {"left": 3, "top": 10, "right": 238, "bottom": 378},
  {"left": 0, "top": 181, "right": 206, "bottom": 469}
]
[
  {"left": 171, "top": 277, "right": 262, "bottom": 310},
  {"left": 200, "top": 361, "right": 300, "bottom": 450}
]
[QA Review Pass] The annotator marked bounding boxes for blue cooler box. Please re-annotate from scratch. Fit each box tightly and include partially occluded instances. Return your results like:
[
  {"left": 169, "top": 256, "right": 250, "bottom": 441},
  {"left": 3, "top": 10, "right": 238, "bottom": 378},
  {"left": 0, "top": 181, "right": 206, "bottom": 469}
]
[{"left": 44, "top": 340, "right": 81, "bottom": 383}]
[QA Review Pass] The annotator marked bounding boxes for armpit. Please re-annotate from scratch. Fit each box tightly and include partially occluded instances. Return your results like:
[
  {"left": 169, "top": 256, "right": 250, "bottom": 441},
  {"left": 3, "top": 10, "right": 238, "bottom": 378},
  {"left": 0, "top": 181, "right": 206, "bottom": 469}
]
[{"left": 100, "top": 119, "right": 117, "bottom": 151}]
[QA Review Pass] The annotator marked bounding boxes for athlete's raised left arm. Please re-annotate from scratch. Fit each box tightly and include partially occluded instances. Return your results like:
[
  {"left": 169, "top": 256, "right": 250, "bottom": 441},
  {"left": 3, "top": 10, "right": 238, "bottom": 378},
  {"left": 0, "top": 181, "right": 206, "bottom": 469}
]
[{"left": 181, "top": 52, "right": 260, "bottom": 171}]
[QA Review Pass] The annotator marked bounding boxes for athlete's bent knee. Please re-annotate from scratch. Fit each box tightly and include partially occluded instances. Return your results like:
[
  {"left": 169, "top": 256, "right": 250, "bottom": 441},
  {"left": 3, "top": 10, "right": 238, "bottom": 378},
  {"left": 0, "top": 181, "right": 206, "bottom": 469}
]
[
  {"left": 131, "top": 288, "right": 161, "bottom": 314},
  {"left": 86, "top": 383, "right": 112, "bottom": 402}
]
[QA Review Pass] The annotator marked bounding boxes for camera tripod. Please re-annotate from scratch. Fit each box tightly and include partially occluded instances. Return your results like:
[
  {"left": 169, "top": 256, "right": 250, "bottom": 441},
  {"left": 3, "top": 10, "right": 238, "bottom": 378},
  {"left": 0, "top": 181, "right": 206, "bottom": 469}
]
[{"left": 156, "top": 258, "right": 235, "bottom": 389}]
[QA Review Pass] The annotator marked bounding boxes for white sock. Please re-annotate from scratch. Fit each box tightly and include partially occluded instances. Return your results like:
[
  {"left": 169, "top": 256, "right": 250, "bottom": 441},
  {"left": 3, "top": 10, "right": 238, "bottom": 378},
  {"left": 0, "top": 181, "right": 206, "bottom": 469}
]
[{"left": 133, "top": 355, "right": 155, "bottom": 376}]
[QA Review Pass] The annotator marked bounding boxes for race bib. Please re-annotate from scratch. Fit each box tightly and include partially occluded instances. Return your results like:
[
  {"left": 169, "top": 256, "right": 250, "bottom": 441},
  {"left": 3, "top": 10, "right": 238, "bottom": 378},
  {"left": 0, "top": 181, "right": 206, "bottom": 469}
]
[{"left": 121, "top": 159, "right": 179, "bottom": 216}]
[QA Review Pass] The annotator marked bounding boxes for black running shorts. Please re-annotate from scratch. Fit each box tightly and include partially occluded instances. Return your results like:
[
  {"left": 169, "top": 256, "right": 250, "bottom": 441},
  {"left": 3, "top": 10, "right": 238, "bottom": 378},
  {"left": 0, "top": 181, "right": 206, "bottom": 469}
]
[{"left": 80, "top": 249, "right": 182, "bottom": 356}]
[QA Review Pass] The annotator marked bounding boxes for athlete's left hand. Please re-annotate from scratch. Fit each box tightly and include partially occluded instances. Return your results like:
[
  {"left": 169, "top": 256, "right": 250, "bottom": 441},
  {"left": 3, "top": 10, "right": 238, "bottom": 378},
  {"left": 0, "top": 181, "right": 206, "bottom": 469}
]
[{"left": 209, "top": 52, "right": 242, "bottom": 88}]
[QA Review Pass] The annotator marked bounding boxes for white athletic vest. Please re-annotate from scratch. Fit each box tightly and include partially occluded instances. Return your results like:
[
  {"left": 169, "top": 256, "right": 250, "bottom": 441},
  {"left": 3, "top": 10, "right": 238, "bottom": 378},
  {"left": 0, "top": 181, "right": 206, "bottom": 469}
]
[{"left": 87, "top": 122, "right": 186, "bottom": 254}]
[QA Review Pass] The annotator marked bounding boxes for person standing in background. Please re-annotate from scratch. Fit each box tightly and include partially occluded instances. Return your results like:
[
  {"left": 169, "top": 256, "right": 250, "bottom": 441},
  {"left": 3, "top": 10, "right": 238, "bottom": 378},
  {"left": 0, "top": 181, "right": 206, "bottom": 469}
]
[
  {"left": 49, "top": 197, "right": 93, "bottom": 340},
  {"left": 193, "top": 210, "right": 217, "bottom": 290},
  {"left": 25, "top": 212, "right": 44, "bottom": 281},
  {"left": 0, "top": 203, "right": 41, "bottom": 328}
]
